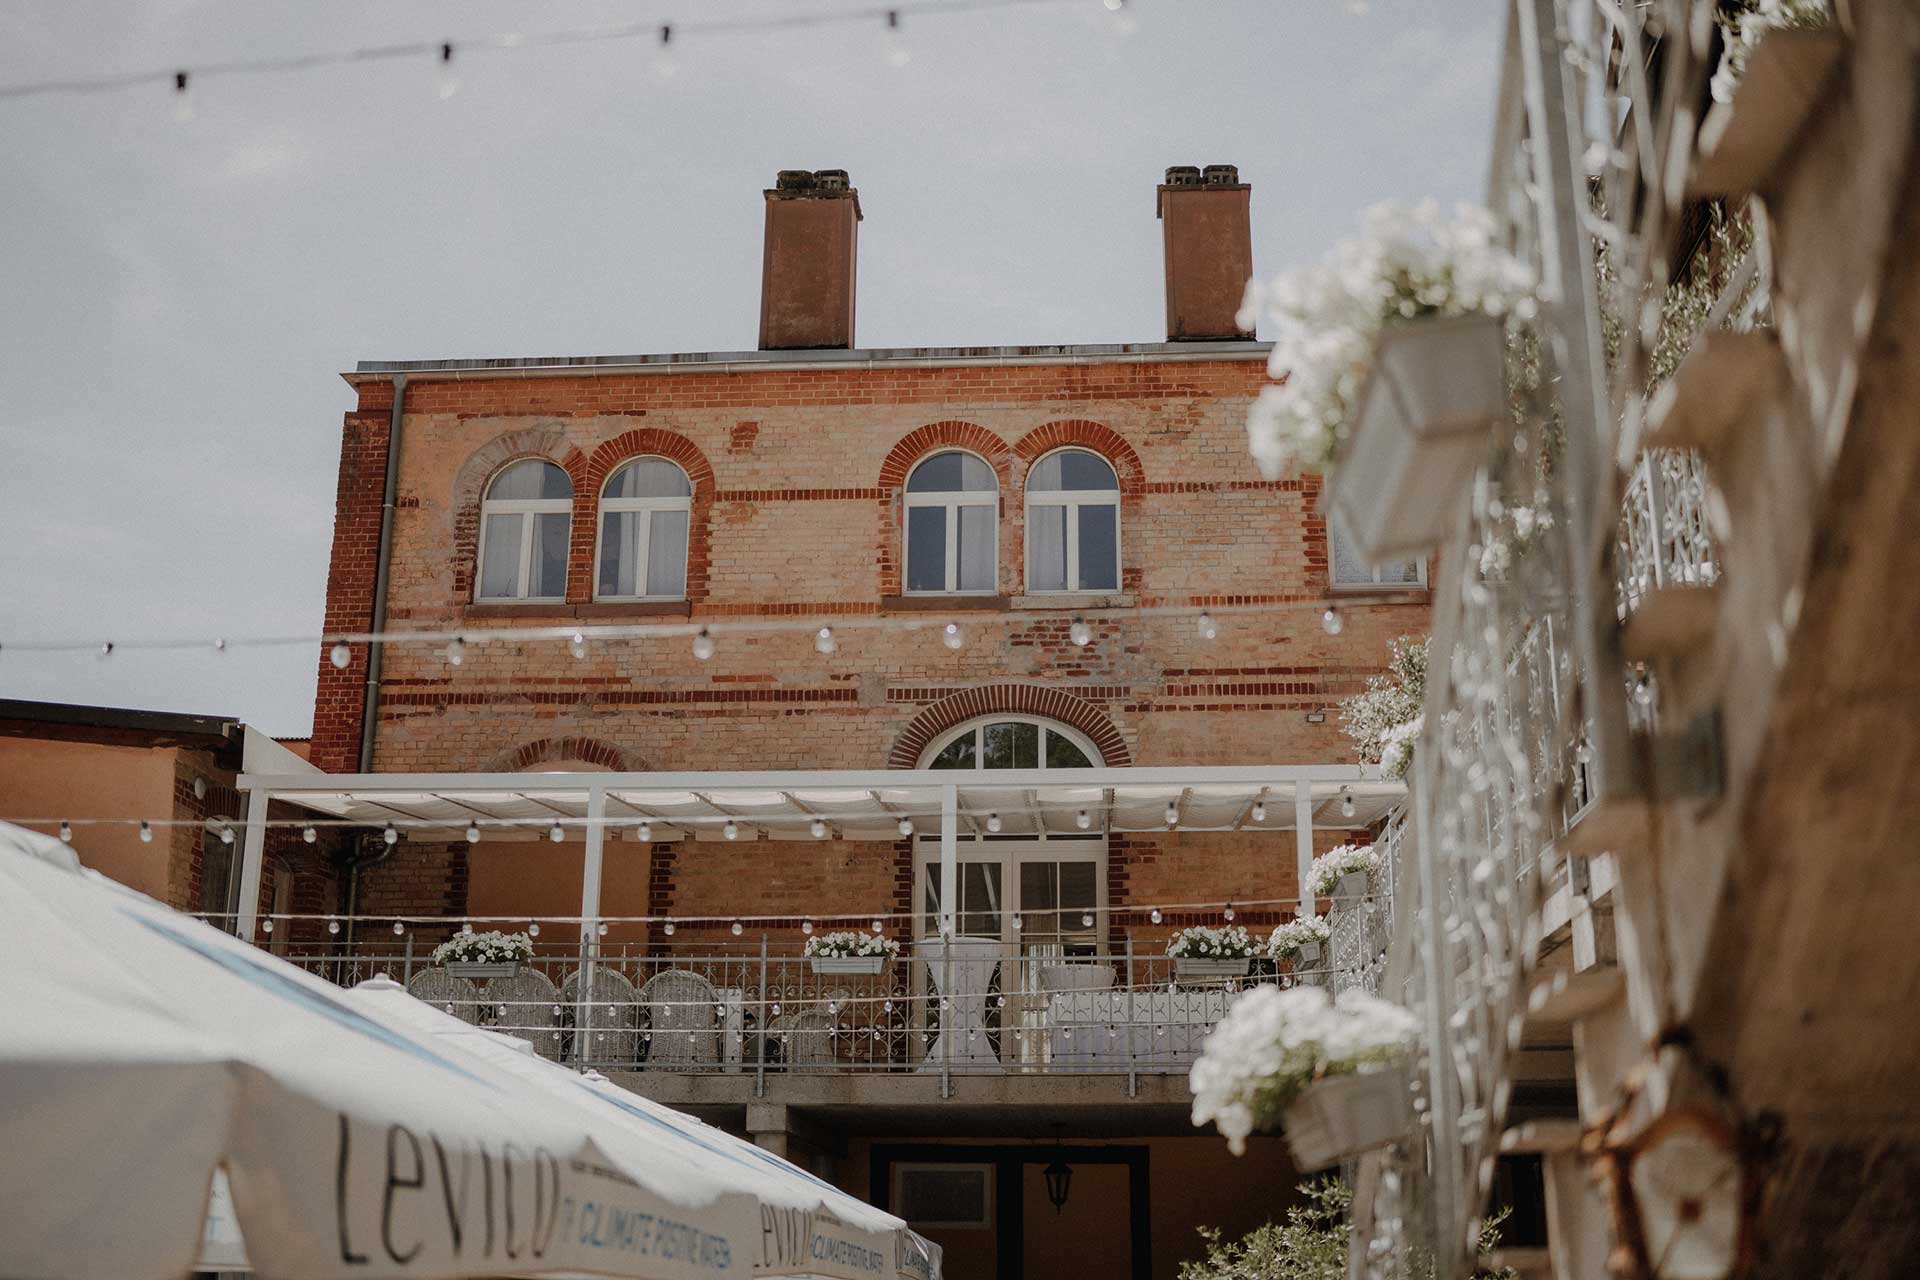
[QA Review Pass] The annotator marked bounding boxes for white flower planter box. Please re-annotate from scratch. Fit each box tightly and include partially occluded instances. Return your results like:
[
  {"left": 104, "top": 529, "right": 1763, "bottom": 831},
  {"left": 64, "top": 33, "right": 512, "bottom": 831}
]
[
  {"left": 809, "top": 956, "right": 888, "bottom": 976},
  {"left": 1174, "top": 957, "right": 1251, "bottom": 979},
  {"left": 1282, "top": 1061, "right": 1414, "bottom": 1170},
  {"left": 443, "top": 961, "right": 521, "bottom": 980},
  {"left": 1293, "top": 941, "right": 1323, "bottom": 965},
  {"left": 1336, "top": 871, "right": 1372, "bottom": 901},
  {"left": 1325, "top": 313, "right": 1505, "bottom": 562}
]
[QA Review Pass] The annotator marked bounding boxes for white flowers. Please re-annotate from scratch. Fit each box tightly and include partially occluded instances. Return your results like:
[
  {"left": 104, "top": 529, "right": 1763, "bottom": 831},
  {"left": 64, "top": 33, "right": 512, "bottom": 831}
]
[
  {"left": 1340, "top": 634, "right": 1427, "bottom": 774},
  {"left": 1308, "top": 844, "right": 1380, "bottom": 898},
  {"left": 431, "top": 930, "right": 533, "bottom": 966},
  {"left": 1166, "top": 924, "right": 1257, "bottom": 960},
  {"left": 803, "top": 930, "right": 901, "bottom": 959},
  {"left": 1266, "top": 916, "right": 1332, "bottom": 960},
  {"left": 1190, "top": 985, "right": 1419, "bottom": 1154},
  {"left": 1240, "top": 199, "right": 1533, "bottom": 479},
  {"left": 1378, "top": 716, "right": 1422, "bottom": 782},
  {"left": 1478, "top": 503, "right": 1554, "bottom": 582}
]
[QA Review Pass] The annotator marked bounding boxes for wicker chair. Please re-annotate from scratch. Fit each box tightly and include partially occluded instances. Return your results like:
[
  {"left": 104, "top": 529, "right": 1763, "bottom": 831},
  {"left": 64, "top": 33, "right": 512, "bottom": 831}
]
[
  {"left": 481, "top": 967, "right": 564, "bottom": 1060},
  {"left": 770, "top": 1009, "right": 838, "bottom": 1069},
  {"left": 637, "top": 969, "right": 720, "bottom": 1069},
  {"left": 406, "top": 968, "right": 481, "bottom": 1024},
  {"left": 560, "top": 966, "right": 640, "bottom": 1067}
]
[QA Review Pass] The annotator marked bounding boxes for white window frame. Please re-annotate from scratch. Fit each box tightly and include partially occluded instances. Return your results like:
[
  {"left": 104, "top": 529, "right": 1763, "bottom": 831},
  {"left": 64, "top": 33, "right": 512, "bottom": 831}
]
[
  {"left": 1328, "top": 523, "right": 1428, "bottom": 592},
  {"left": 593, "top": 457, "right": 694, "bottom": 602},
  {"left": 1023, "top": 447, "right": 1122, "bottom": 594},
  {"left": 476, "top": 462, "right": 572, "bottom": 602},
  {"left": 920, "top": 714, "right": 1103, "bottom": 774},
  {"left": 902, "top": 451, "right": 998, "bottom": 595}
]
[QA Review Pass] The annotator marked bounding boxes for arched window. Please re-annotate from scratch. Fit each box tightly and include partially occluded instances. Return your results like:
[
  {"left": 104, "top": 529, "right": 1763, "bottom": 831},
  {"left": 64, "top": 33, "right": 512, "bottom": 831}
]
[
  {"left": 596, "top": 458, "right": 693, "bottom": 601},
  {"left": 923, "top": 715, "right": 1100, "bottom": 771},
  {"left": 1026, "top": 449, "right": 1120, "bottom": 593},
  {"left": 477, "top": 460, "right": 572, "bottom": 601},
  {"left": 904, "top": 451, "right": 997, "bottom": 594}
]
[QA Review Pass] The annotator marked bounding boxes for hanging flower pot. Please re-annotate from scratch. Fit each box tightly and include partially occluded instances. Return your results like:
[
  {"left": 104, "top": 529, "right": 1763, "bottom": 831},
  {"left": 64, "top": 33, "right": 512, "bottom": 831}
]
[
  {"left": 1324, "top": 313, "right": 1506, "bottom": 562},
  {"left": 810, "top": 956, "right": 887, "bottom": 976},
  {"left": 431, "top": 930, "right": 533, "bottom": 981},
  {"left": 1175, "top": 957, "right": 1252, "bottom": 979},
  {"left": 1167, "top": 925, "right": 1256, "bottom": 979},
  {"left": 1281, "top": 1060, "right": 1415, "bottom": 1170},
  {"left": 1336, "top": 870, "right": 1372, "bottom": 902},
  {"left": 804, "top": 931, "right": 899, "bottom": 974}
]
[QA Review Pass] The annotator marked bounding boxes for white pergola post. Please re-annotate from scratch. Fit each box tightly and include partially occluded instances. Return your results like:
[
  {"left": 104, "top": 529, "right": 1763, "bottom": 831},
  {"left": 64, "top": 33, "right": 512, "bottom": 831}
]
[
  {"left": 235, "top": 788, "right": 270, "bottom": 941},
  {"left": 938, "top": 783, "right": 958, "bottom": 938},
  {"left": 575, "top": 784, "right": 607, "bottom": 1066},
  {"left": 1294, "top": 780, "right": 1316, "bottom": 918}
]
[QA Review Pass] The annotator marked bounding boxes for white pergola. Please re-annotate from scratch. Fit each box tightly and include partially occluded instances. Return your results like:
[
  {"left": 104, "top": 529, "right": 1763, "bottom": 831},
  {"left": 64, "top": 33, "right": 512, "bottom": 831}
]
[{"left": 233, "top": 761, "right": 1401, "bottom": 942}]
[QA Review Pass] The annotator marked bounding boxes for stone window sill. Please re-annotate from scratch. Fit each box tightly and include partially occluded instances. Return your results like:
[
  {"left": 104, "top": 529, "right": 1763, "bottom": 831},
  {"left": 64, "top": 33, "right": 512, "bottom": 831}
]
[
  {"left": 463, "top": 600, "right": 693, "bottom": 621},
  {"left": 878, "top": 594, "right": 1011, "bottom": 613},
  {"left": 1010, "top": 593, "right": 1137, "bottom": 610}
]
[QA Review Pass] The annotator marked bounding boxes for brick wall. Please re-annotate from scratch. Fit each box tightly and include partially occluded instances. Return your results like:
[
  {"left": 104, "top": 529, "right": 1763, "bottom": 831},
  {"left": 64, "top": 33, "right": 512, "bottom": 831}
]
[{"left": 319, "top": 356, "right": 1427, "bottom": 923}]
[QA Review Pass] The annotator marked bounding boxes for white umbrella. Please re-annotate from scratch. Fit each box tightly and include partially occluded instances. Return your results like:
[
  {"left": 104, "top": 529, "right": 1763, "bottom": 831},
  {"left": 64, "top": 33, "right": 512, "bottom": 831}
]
[{"left": 0, "top": 822, "right": 938, "bottom": 1280}]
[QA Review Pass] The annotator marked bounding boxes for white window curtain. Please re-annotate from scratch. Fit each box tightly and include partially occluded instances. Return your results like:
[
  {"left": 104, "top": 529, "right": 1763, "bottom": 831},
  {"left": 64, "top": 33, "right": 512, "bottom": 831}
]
[
  {"left": 476, "top": 459, "right": 572, "bottom": 601},
  {"left": 1025, "top": 450, "right": 1119, "bottom": 592},
  {"left": 904, "top": 451, "right": 998, "bottom": 594},
  {"left": 1329, "top": 523, "right": 1425, "bottom": 588},
  {"left": 596, "top": 458, "right": 693, "bottom": 600}
]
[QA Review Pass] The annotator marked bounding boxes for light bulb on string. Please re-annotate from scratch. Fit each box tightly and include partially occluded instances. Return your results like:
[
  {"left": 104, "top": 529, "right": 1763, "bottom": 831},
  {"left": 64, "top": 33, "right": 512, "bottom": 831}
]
[
  {"left": 383, "top": 824, "right": 399, "bottom": 846},
  {"left": 527, "top": 922, "right": 540, "bottom": 936},
  {"left": 986, "top": 812, "right": 1002, "bottom": 833},
  {"left": 637, "top": 822, "right": 652, "bottom": 842},
  {"left": 652, "top": 24, "right": 678, "bottom": 80},
  {"left": 569, "top": 631, "right": 587, "bottom": 659},
  {"left": 1165, "top": 801, "right": 1179, "bottom": 828},
  {"left": 303, "top": 825, "right": 318, "bottom": 843},
  {"left": 1223, "top": 902, "right": 1236, "bottom": 921},
  {"left": 193, "top": 777, "right": 206, "bottom": 800},
  {"left": 898, "top": 817, "right": 914, "bottom": 837},
  {"left": 1251, "top": 801, "right": 1266, "bottom": 823},
  {"left": 870, "top": 919, "right": 884, "bottom": 934},
  {"left": 1321, "top": 606, "right": 1343, "bottom": 635},
  {"left": 393, "top": 920, "right": 406, "bottom": 935},
  {"left": 663, "top": 921, "right": 676, "bottom": 936},
  {"left": 597, "top": 922, "right": 609, "bottom": 936},
  {"left": 1341, "top": 790, "right": 1356, "bottom": 818},
  {"left": 549, "top": 822, "right": 564, "bottom": 842},
  {"left": 212, "top": 637, "right": 227, "bottom": 654},
  {"left": 98, "top": 641, "right": 114, "bottom": 659},
  {"left": 330, "top": 642, "right": 351, "bottom": 669},
  {"left": 1080, "top": 912, "right": 1094, "bottom": 928},
  {"left": 139, "top": 821, "right": 153, "bottom": 843},
  {"left": 942, "top": 622, "right": 964, "bottom": 650},
  {"left": 58, "top": 821, "right": 72, "bottom": 843},
  {"left": 328, "top": 918, "right": 341, "bottom": 935},
  {"left": 1069, "top": 617, "right": 1092, "bottom": 647},
  {"left": 1011, "top": 914, "right": 1022, "bottom": 931},
  {"left": 1076, "top": 809, "right": 1091, "bottom": 829},
  {"left": 691, "top": 628, "right": 715, "bottom": 661},
  {"left": 730, "top": 920, "right": 744, "bottom": 936},
  {"left": 882, "top": 10, "right": 911, "bottom": 67},
  {"left": 466, "top": 823, "right": 480, "bottom": 844},
  {"left": 1196, "top": 612, "right": 1218, "bottom": 641},
  {"left": 434, "top": 43, "right": 460, "bottom": 100},
  {"left": 172, "top": 70, "right": 193, "bottom": 123},
  {"left": 815, "top": 626, "right": 836, "bottom": 655},
  {"left": 1149, "top": 907, "right": 1163, "bottom": 924},
  {"left": 723, "top": 820, "right": 739, "bottom": 841},
  {"left": 446, "top": 636, "right": 465, "bottom": 666},
  {"left": 219, "top": 825, "right": 234, "bottom": 845},
  {"left": 810, "top": 818, "right": 827, "bottom": 839},
  {"left": 801, "top": 920, "right": 815, "bottom": 934}
]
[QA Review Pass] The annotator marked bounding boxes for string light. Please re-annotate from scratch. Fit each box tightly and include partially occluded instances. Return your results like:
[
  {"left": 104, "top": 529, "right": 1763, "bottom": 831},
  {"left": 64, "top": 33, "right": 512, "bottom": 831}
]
[
  {"left": 548, "top": 822, "right": 564, "bottom": 842},
  {"left": 466, "top": 822, "right": 480, "bottom": 843},
  {"left": 651, "top": 24, "right": 678, "bottom": 81},
  {"left": 1165, "top": 801, "right": 1179, "bottom": 828},
  {"left": 663, "top": 921, "right": 676, "bottom": 936},
  {"left": 882, "top": 10, "right": 911, "bottom": 67},
  {"left": 814, "top": 626, "right": 836, "bottom": 655},
  {"left": 1150, "top": 907, "right": 1162, "bottom": 924},
  {"left": 445, "top": 636, "right": 466, "bottom": 666},
  {"left": 723, "top": 820, "right": 739, "bottom": 840},
  {"left": 330, "top": 642, "right": 351, "bottom": 669},
  {"left": 434, "top": 42, "right": 460, "bottom": 100},
  {"left": 212, "top": 637, "right": 227, "bottom": 653},
  {"left": 942, "top": 622, "right": 965, "bottom": 650},
  {"left": 637, "top": 821, "right": 652, "bottom": 842},
  {"left": 692, "top": 628, "right": 715, "bottom": 661},
  {"left": 1251, "top": 800, "right": 1266, "bottom": 823},
  {"left": 1080, "top": 911, "right": 1093, "bottom": 927},
  {"left": 870, "top": 919, "right": 883, "bottom": 933},
  {"left": 1069, "top": 617, "right": 1092, "bottom": 647},
  {"left": 730, "top": 920, "right": 744, "bottom": 936},
  {"left": 986, "top": 812, "right": 1002, "bottom": 832},
  {"left": 1011, "top": 914, "right": 1022, "bottom": 931},
  {"left": 1076, "top": 809, "right": 1091, "bottom": 829},
  {"left": 1341, "top": 790, "right": 1356, "bottom": 818},
  {"left": 98, "top": 642, "right": 114, "bottom": 659},
  {"left": 139, "top": 820, "right": 153, "bottom": 843},
  {"left": 193, "top": 777, "right": 206, "bottom": 800},
  {"left": 897, "top": 817, "right": 914, "bottom": 836},
  {"left": 528, "top": 922, "right": 540, "bottom": 936},
  {"left": 219, "top": 824, "right": 234, "bottom": 845},
  {"left": 171, "top": 70, "right": 192, "bottom": 122},
  {"left": 1321, "top": 606, "right": 1344, "bottom": 635},
  {"left": 1196, "top": 611, "right": 1218, "bottom": 641},
  {"left": 1223, "top": 902, "right": 1236, "bottom": 921},
  {"left": 303, "top": 825, "right": 318, "bottom": 843},
  {"left": 393, "top": 920, "right": 406, "bottom": 935},
  {"left": 569, "top": 631, "right": 587, "bottom": 659},
  {"left": 810, "top": 818, "right": 827, "bottom": 839},
  {"left": 383, "top": 823, "right": 399, "bottom": 846},
  {"left": 58, "top": 821, "right": 72, "bottom": 843},
  {"left": 801, "top": 919, "right": 814, "bottom": 934}
]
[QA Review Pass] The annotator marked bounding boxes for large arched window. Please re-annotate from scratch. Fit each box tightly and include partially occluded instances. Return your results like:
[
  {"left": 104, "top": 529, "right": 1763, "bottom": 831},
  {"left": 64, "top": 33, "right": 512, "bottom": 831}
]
[
  {"left": 596, "top": 458, "right": 693, "bottom": 601},
  {"left": 477, "top": 460, "right": 572, "bottom": 601},
  {"left": 904, "top": 451, "right": 997, "bottom": 594},
  {"left": 923, "top": 715, "right": 1100, "bottom": 771},
  {"left": 1025, "top": 448, "right": 1120, "bottom": 593}
]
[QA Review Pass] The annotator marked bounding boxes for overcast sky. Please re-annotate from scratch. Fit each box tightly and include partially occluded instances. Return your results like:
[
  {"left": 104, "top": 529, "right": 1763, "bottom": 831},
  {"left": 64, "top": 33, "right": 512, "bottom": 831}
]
[{"left": 0, "top": 0, "right": 1502, "bottom": 736}]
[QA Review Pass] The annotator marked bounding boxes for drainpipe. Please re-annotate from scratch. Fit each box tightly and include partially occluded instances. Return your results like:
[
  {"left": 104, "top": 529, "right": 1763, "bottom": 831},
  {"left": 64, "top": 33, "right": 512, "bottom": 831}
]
[{"left": 343, "top": 374, "right": 407, "bottom": 946}]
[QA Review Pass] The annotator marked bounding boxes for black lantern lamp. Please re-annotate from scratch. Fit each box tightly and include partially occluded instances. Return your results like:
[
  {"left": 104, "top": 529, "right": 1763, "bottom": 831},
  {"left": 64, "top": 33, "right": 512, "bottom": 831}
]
[{"left": 1043, "top": 1125, "right": 1073, "bottom": 1214}]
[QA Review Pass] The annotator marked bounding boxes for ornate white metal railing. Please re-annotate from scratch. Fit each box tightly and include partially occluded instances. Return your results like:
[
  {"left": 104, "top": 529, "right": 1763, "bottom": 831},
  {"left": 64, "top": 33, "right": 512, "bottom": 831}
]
[{"left": 1617, "top": 448, "right": 1721, "bottom": 619}]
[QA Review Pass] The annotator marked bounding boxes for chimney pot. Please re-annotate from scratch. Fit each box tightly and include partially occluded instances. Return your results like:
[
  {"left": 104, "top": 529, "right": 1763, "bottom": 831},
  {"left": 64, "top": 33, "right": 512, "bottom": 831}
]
[
  {"left": 760, "top": 168, "right": 862, "bottom": 350},
  {"left": 1157, "top": 163, "right": 1253, "bottom": 342}
]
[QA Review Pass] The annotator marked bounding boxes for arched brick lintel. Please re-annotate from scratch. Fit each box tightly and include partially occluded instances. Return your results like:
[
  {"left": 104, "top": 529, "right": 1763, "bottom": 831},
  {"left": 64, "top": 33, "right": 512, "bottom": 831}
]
[
  {"left": 485, "top": 736, "right": 644, "bottom": 773},
  {"left": 875, "top": 421, "right": 1013, "bottom": 489},
  {"left": 575, "top": 428, "right": 717, "bottom": 605},
  {"left": 1012, "top": 420, "right": 1147, "bottom": 497},
  {"left": 887, "top": 684, "right": 1132, "bottom": 770},
  {"left": 450, "top": 427, "right": 591, "bottom": 602}
]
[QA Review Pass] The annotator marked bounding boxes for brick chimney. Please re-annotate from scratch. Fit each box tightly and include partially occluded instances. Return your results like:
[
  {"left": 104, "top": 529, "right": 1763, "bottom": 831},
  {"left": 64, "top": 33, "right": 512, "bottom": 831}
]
[
  {"left": 758, "top": 169, "right": 862, "bottom": 350},
  {"left": 1156, "top": 164, "right": 1254, "bottom": 341}
]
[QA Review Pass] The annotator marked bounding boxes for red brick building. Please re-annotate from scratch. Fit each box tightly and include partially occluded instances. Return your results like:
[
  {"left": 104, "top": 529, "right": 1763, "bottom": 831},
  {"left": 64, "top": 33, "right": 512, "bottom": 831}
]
[{"left": 281, "top": 166, "right": 1429, "bottom": 1279}]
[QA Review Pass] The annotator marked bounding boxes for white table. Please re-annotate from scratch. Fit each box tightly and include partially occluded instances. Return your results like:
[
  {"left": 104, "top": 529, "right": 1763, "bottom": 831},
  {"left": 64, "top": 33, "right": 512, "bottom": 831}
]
[{"left": 917, "top": 936, "right": 1002, "bottom": 1070}]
